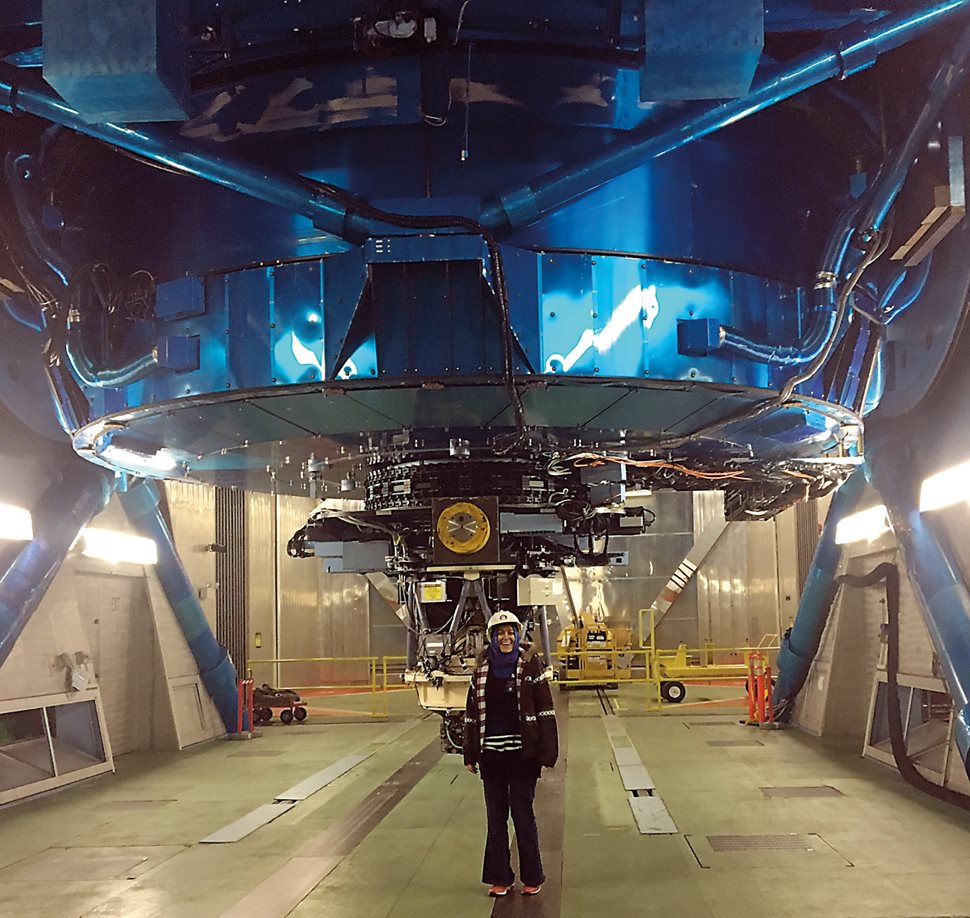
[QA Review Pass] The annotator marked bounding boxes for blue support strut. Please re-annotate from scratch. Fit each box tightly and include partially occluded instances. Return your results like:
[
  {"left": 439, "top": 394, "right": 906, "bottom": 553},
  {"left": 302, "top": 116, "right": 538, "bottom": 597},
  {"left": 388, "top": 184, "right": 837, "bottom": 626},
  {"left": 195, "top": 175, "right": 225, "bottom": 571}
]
[
  {"left": 119, "top": 479, "right": 243, "bottom": 733},
  {"left": 711, "top": 19, "right": 970, "bottom": 366},
  {"left": 0, "top": 67, "right": 369, "bottom": 247},
  {"left": 0, "top": 463, "right": 116, "bottom": 668},
  {"left": 773, "top": 466, "right": 868, "bottom": 706},
  {"left": 481, "top": 0, "right": 970, "bottom": 235},
  {"left": 869, "top": 452, "right": 970, "bottom": 778}
]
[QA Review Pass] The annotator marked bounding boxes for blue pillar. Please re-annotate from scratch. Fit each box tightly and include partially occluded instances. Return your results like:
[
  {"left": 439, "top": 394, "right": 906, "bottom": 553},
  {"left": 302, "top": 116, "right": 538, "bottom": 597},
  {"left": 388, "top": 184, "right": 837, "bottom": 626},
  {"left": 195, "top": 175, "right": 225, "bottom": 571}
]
[
  {"left": 119, "top": 480, "right": 242, "bottom": 733},
  {"left": 773, "top": 467, "right": 868, "bottom": 705},
  {"left": 0, "top": 464, "right": 116, "bottom": 668},
  {"left": 869, "top": 449, "right": 970, "bottom": 778}
]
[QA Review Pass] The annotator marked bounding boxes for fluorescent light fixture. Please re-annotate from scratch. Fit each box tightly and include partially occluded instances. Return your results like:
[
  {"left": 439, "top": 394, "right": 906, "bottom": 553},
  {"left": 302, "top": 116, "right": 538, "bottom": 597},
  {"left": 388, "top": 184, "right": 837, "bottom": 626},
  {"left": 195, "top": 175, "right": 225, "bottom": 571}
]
[
  {"left": 97, "top": 444, "right": 178, "bottom": 472},
  {"left": 81, "top": 528, "right": 158, "bottom": 565},
  {"left": 919, "top": 459, "right": 970, "bottom": 512},
  {"left": 835, "top": 504, "right": 891, "bottom": 545},
  {"left": 0, "top": 502, "right": 32, "bottom": 541}
]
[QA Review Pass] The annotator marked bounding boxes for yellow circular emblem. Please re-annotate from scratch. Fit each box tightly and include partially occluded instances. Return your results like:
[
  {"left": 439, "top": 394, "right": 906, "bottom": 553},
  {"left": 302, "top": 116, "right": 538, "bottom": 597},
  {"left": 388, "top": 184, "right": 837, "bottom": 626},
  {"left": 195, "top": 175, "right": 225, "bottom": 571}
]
[{"left": 436, "top": 501, "right": 491, "bottom": 555}]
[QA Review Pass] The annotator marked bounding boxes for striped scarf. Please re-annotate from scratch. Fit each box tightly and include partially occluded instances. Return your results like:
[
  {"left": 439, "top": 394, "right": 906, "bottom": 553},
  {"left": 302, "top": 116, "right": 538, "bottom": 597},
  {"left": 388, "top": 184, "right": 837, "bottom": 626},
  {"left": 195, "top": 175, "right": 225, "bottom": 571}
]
[{"left": 474, "top": 653, "right": 525, "bottom": 755}]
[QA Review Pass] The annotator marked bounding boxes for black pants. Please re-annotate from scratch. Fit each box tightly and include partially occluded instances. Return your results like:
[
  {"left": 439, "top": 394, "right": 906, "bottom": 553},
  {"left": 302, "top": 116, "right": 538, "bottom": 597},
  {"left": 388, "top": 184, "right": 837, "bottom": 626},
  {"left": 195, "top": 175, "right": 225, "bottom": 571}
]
[{"left": 481, "top": 759, "right": 544, "bottom": 887}]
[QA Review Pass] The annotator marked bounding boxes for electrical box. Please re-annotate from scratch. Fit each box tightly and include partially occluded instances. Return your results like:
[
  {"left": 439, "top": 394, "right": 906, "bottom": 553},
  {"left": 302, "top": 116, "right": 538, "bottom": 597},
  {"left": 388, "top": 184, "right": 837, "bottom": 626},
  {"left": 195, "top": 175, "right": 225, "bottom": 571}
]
[
  {"left": 314, "top": 540, "right": 390, "bottom": 573},
  {"left": 418, "top": 581, "right": 448, "bottom": 603},
  {"left": 516, "top": 576, "right": 562, "bottom": 606}
]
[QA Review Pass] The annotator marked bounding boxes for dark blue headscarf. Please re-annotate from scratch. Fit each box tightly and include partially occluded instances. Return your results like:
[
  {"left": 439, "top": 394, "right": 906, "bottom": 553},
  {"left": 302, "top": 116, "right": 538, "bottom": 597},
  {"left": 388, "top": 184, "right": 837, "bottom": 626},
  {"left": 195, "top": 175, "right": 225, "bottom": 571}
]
[{"left": 486, "top": 626, "right": 520, "bottom": 679}]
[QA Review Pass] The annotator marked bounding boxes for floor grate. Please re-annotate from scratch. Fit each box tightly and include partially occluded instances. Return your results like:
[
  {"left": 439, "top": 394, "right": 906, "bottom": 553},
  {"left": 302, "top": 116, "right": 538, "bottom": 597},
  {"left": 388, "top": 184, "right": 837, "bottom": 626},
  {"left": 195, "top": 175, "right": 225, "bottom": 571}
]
[
  {"left": 706, "top": 739, "right": 762, "bottom": 747},
  {"left": 228, "top": 750, "right": 286, "bottom": 758},
  {"left": 99, "top": 800, "right": 176, "bottom": 810},
  {"left": 707, "top": 834, "right": 814, "bottom": 852},
  {"left": 760, "top": 786, "right": 844, "bottom": 798},
  {"left": 684, "top": 721, "right": 741, "bottom": 728}
]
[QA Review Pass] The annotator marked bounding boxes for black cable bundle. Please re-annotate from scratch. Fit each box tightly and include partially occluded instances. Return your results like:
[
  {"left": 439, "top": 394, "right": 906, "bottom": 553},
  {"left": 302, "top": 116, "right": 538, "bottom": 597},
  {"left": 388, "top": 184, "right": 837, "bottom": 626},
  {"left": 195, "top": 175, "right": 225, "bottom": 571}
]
[{"left": 837, "top": 562, "right": 970, "bottom": 811}]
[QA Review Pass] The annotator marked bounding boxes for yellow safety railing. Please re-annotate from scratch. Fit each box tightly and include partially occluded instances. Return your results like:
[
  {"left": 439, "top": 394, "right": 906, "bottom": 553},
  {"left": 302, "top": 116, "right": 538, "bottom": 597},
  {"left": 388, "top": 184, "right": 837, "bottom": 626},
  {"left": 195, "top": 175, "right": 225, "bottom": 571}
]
[
  {"left": 552, "top": 647, "right": 663, "bottom": 710},
  {"left": 636, "top": 608, "right": 780, "bottom": 681}
]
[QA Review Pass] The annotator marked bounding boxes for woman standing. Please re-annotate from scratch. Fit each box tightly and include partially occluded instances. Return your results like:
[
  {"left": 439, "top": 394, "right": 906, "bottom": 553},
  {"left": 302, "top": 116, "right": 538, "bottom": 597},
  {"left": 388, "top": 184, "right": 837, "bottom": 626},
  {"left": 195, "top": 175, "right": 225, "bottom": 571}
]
[{"left": 464, "top": 610, "right": 559, "bottom": 897}]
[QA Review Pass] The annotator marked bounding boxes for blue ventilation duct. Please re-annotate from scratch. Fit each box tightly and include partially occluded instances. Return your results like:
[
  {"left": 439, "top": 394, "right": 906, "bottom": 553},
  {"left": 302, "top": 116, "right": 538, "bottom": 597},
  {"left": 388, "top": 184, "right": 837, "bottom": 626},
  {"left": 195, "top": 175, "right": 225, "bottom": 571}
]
[
  {"left": 118, "top": 479, "right": 242, "bottom": 733},
  {"left": 773, "top": 466, "right": 868, "bottom": 707},
  {"left": 869, "top": 451, "right": 970, "bottom": 778},
  {"left": 0, "top": 464, "right": 116, "bottom": 669}
]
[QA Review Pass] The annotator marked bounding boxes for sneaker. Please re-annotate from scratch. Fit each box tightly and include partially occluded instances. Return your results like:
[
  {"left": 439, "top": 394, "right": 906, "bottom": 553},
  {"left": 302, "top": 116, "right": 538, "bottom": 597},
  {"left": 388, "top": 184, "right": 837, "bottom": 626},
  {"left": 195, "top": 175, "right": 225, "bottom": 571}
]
[
  {"left": 522, "top": 885, "right": 542, "bottom": 896},
  {"left": 488, "top": 884, "right": 512, "bottom": 897}
]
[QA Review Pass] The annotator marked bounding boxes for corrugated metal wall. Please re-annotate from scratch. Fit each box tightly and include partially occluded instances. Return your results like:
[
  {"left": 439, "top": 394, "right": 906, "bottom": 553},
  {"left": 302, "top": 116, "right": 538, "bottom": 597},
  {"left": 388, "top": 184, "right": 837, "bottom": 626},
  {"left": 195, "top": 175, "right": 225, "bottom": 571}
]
[
  {"left": 245, "top": 490, "right": 328, "bottom": 689},
  {"left": 215, "top": 487, "right": 247, "bottom": 675},
  {"left": 592, "top": 490, "right": 788, "bottom": 655},
  {"left": 318, "top": 571, "right": 372, "bottom": 686},
  {"left": 601, "top": 491, "right": 695, "bottom": 646},
  {"left": 277, "top": 494, "right": 326, "bottom": 688},
  {"left": 694, "top": 493, "right": 782, "bottom": 657},
  {"left": 795, "top": 498, "right": 821, "bottom": 590}
]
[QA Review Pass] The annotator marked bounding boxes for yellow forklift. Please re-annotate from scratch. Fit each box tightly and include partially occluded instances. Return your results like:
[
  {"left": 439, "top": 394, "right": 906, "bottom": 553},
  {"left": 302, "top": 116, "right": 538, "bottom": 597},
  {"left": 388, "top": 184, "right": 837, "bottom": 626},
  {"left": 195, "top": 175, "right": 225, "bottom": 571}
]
[{"left": 557, "top": 612, "right": 630, "bottom": 689}]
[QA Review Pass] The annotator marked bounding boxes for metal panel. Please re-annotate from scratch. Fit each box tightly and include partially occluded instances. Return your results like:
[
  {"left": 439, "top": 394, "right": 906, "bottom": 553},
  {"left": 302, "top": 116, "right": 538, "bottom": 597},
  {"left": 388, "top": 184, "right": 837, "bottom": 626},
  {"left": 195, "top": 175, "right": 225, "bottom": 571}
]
[
  {"left": 200, "top": 802, "right": 296, "bottom": 844},
  {"left": 164, "top": 482, "right": 217, "bottom": 633},
  {"left": 275, "top": 754, "right": 369, "bottom": 802},
  {"left": 773, "top": 504, "right": 801, "bottom": 635},
  {"left": 760, "top": 786, "right": 843, "bottom": 798},
  {"left": 618, "top": 763, "right": 655, "bottom": 792},
  {"left": 695, "top": 492, "right": 781, "bottom": 655},
  {"left": 641, "top": 0, "right": 763, "bottom": 101},
  {"left": 77, "top": 573, "right": 154, "bottom": 757},
  {"left": 629, "top": 795, "right": 678, "bottom": 835},
  {"left": 820, "top": 551, "right": 891, "bottom": 741},
  {"left": 277, "top": 494, "right": 327, "bottom": 689},
  {"left": 317, "top": 571, "right": 371, "bottom": 687},
  {"left": 246, "top": 492, "right": 277, "bottom": 683},
  {"left": 600, "top": 490, "right": 695, "bottom": 647},
  {"left": 43, "top": 0, "right": 188, "bottom": 122}
]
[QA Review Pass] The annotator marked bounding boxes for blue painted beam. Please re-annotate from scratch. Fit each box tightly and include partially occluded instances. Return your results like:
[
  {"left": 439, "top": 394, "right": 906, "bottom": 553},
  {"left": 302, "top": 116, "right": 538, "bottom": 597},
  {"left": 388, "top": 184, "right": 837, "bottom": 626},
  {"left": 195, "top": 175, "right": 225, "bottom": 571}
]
[
  {"left": 482, "top": 0, "right": 970, "bottom": 234},
  {"left": 118, "top": 479, "right": 242, "bottom": 733},
  {"left": 773, "top": 466, "right": 867, "bottom": 706},
  {"left": 0, "top": 68, "right": 369, "bottom": 247},
  {"left": 869, "top": 449, "right": 970, "bottom": 778},
  {"left": 0, "top": 463, "right": 116, "bottom": 668}
]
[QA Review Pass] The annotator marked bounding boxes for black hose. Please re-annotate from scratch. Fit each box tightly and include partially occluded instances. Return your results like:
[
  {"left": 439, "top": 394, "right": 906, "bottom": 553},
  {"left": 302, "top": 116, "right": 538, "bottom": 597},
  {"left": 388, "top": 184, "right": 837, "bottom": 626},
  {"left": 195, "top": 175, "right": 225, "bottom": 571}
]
[{"left": 836, "top": 562, "right": 970, "bottom": 811}]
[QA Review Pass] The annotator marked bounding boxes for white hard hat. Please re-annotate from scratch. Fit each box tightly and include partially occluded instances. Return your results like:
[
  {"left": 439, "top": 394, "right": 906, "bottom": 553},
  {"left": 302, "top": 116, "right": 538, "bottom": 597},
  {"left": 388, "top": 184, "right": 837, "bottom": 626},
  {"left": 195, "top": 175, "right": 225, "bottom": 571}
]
[{"left": 486, "top": 610, "right": 522, "bottom": 636}]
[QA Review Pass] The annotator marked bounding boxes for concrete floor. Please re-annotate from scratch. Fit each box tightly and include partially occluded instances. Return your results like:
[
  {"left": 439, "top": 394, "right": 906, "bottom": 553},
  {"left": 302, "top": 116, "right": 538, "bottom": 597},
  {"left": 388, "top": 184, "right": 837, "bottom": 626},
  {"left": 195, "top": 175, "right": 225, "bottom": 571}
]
[{"left": 1, "top": 685, "right": 969, "bottom": 918}]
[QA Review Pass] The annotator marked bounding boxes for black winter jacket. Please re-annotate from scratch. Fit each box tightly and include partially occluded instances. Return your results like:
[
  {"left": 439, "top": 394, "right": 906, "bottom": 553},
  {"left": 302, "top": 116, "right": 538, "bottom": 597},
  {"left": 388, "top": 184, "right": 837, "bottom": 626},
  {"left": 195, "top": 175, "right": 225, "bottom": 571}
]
[{"left": 463, "top": 646, "right": 558, "bottom": 769}]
